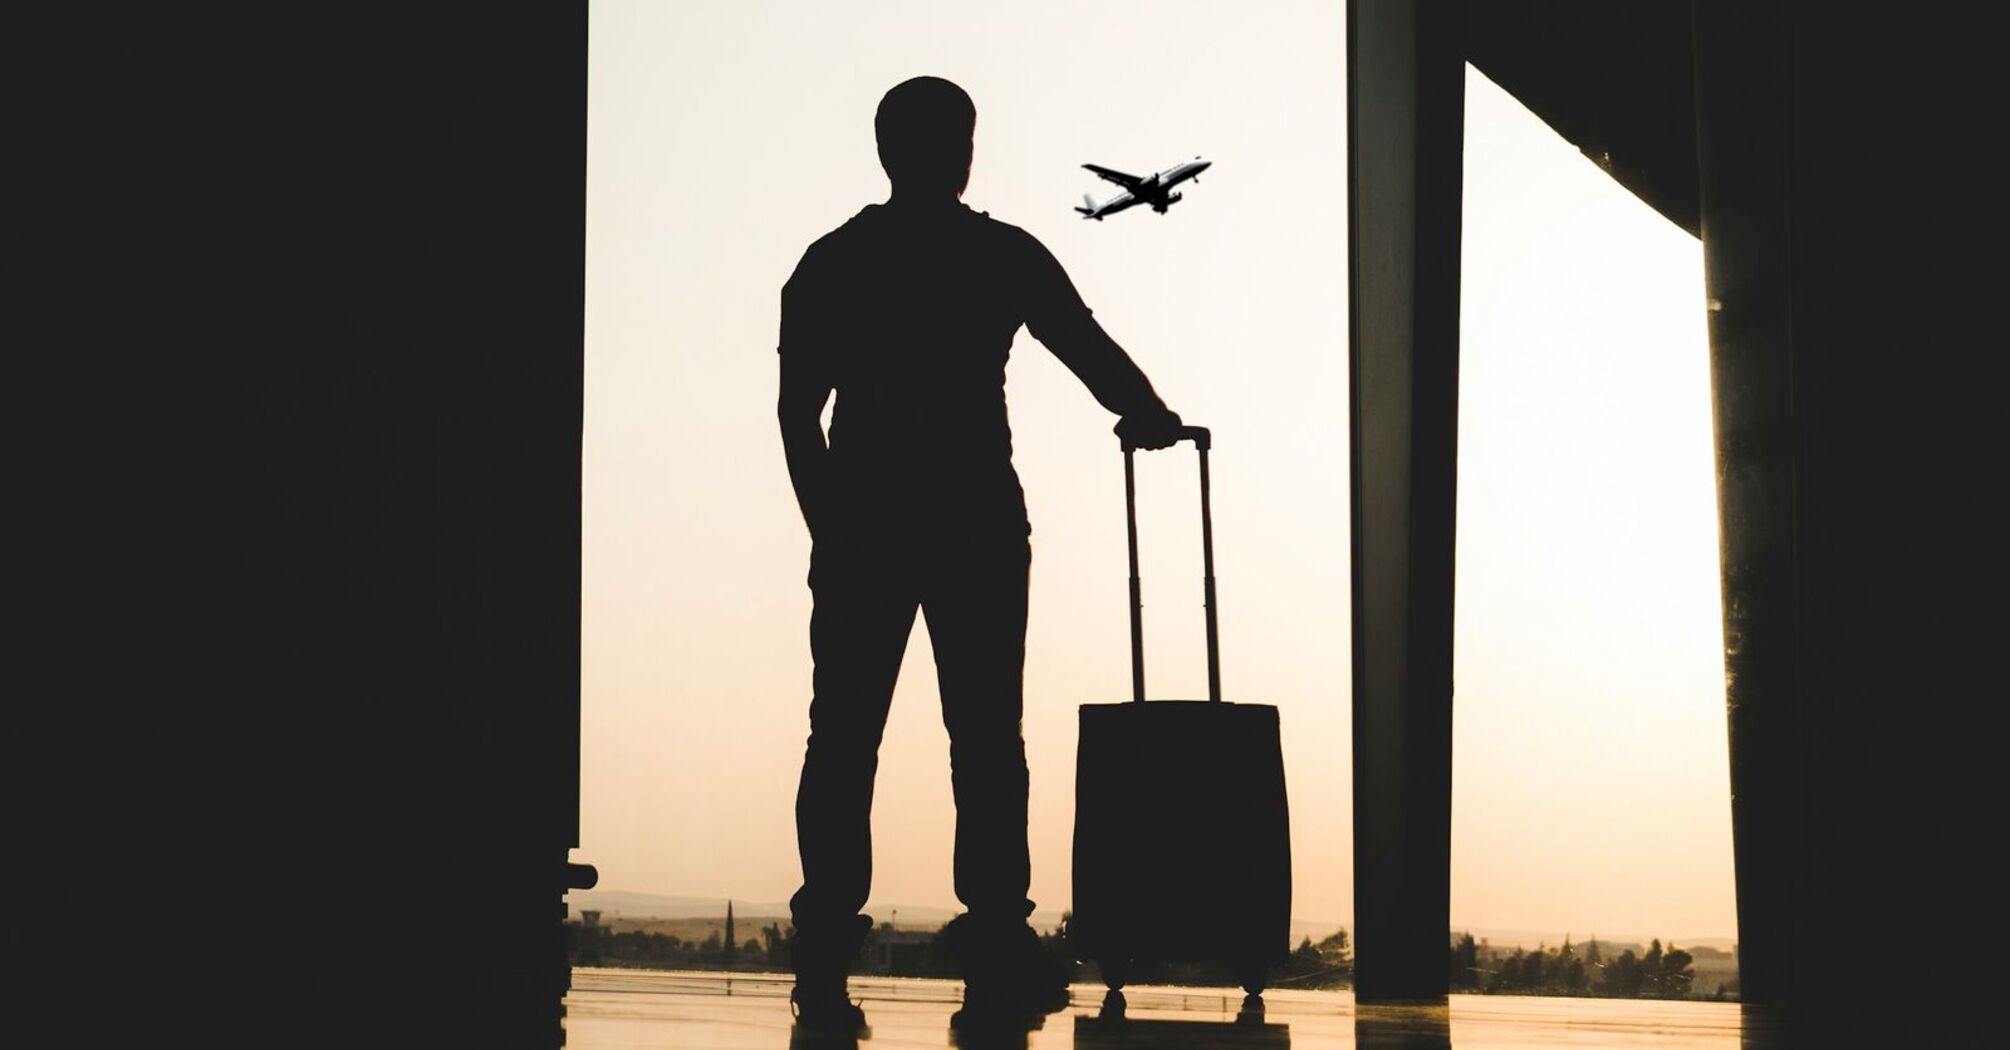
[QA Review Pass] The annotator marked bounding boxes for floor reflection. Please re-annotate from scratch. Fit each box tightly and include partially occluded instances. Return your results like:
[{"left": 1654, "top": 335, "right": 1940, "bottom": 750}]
[
  {"left": 1354, "top": 1003, "right": 1450, "bottom": 1050},
  {"left": 787, "top": 1028, "right": 861, "bottom": 1050},
  {"left": 943, "top": 1012, "right": 1044, "bottom": 1050},
  {"left": 566, "top": 969, "right": 1763, "bottom": 1049}
]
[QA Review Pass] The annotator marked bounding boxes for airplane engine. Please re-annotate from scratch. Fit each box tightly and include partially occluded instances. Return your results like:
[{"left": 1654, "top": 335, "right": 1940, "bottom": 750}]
[{"left": 1166, "top": 192, "right": 1183, "bottom": 204}]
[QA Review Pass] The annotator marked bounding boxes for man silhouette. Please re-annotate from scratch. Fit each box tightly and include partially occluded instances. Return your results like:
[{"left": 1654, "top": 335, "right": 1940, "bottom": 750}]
[{"left": 778, "top": 76, "right": 1184, "bottom": 1031}]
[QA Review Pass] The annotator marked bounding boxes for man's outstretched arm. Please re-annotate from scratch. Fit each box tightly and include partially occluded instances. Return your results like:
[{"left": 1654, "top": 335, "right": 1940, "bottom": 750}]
[{"left": 1020, "top": 234, "right": 1185, "bottom": 449}]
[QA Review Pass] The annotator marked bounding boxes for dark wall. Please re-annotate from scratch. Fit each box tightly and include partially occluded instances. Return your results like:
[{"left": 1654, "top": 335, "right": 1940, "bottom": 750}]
[
  {"left": 19, "top": 7, "right": 586, "bottom": 1043},
  {"left": 1695, "top": 0, "right": 1994, "bottom": 1034}
]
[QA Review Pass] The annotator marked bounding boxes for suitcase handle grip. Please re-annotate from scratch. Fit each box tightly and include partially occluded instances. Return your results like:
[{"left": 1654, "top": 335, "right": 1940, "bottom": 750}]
[
  {"left": 1122, "top": 427, "right": 1221, "bottom": 703},
  {"left": 1120, "top": 424, "right": 1211, "bottom": 452}
]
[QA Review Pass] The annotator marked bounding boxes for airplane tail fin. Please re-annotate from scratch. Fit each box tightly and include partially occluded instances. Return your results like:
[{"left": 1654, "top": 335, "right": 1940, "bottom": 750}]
[{"left": 1075, "top": 193, "right": 1096, "bottom": 216}]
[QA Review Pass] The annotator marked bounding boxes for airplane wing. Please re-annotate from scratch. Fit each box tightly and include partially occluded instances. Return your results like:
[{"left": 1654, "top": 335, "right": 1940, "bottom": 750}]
[{"left": 1083, "top": 164, "right": 1144, "bottom": 190}]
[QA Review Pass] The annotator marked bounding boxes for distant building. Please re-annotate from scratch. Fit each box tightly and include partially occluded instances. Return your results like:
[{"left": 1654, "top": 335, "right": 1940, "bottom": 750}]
[
  {"left": 863, "top": 926, "right": 936, "bottom": 976},
  {"left": 723, "top": 900, "right": 736, "bottom": 965}
]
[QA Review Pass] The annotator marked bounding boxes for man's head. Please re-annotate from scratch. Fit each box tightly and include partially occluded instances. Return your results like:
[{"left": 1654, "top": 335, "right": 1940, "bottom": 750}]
[{"left": 875, "top": 76, "right": 975, "bottom": 198}]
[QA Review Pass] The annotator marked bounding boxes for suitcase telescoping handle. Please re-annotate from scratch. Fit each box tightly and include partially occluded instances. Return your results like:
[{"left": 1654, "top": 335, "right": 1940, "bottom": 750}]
[{"left": 1121, "top": 424, "right": 1220, "bottom": 704}]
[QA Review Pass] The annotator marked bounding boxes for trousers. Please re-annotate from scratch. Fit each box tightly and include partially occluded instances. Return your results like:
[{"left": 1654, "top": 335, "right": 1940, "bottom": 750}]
[{"left": 789, "top": 522, "right": 1035, "bottom": 963}]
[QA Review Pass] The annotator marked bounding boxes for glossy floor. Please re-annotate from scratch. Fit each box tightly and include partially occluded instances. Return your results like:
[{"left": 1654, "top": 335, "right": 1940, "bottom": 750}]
[{"left": 564, "top": 969, "right": 1769, "bottom": 1049}]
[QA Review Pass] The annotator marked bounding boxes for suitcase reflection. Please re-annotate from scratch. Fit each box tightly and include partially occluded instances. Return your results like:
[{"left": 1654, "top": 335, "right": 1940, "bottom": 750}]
[
  {"left": 1071, "top": 990, "right": 1289, "bottom": 1049},
  {"left": 1073, "top": 1014, "right": 1290, "bottom": 1050}
]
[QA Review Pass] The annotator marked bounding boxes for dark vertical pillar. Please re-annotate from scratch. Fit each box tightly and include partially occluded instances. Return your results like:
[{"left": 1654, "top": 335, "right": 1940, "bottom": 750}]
[
  {"left": 1346, "top": 0, "right": 1465, "bottom": 1003},
  {"left": 1691, "top": 0, "right": 1803, "bottom": 1008}
]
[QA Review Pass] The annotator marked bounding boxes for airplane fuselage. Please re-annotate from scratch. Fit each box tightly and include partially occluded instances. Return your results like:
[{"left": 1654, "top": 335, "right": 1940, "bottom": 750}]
[
  {"left": 1149, "top": 158, "right": 1211, "bottom": 192},
  {"left": 1077, "top": 156, "right": 1212, "bottom": 219}
]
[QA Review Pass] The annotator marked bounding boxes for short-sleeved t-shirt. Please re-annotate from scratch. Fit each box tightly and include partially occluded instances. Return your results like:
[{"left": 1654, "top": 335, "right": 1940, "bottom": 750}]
[{"left": 780, "top": 200, "right": 1163, "bottom": 533}]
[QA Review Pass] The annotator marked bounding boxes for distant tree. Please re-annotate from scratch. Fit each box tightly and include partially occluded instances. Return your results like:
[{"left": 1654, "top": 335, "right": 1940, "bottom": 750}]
[
  {"left": 1280, "top": 936, "right": 1320, "bottom": 981},
  {"left": 1488, "top": 948, "right": 1526, "bottom": 994},
  {"left": 1443, "top": 930, "right": 1708, "bottom": 1002},
  {"left": 1600, "top": 949, "right": 1643, "bottom": 997},
  {"left": 1269, "top": 929, "right": 1350, "bottom": 989},
  {"left": 1450, "top": 933, "right": 1480, "bottom": 991},
  {"left": 1657, "top": 944, "right": 1695, "bottom": 999},
  {"left": 763, "top": 923, "right": 793, "bottom": 968}
]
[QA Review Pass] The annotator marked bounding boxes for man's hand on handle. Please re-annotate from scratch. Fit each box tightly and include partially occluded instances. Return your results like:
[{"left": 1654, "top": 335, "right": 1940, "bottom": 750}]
[{"left": 1115, "top": 407, "right": 1187, "bottom": 451}]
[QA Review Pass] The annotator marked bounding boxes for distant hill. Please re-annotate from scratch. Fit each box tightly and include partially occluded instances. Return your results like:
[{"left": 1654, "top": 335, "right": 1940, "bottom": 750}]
[
  {"left": 570, "top": 890, "right": 1350, "bottom": 938},
  {"left": 569, "top": 890, "right": 791, "bottom": 920},
  {"left": 570, "top": 891, "right": 1054, "bottom": 932},
  {"left": 568, "top": 891, "right": 956, "bottom": 928},
  {"left": 568, "top": 890, "right": 1731, "bottom": 952},
  {"left": 1451, "top": 925, "right": 1737, "bottom": 953}
]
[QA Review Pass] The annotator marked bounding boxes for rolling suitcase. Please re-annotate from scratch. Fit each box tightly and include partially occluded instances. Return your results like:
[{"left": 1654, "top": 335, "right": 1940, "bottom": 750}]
[{"left": 1071, "top": 426, "right": 1292, "bottom": 996}]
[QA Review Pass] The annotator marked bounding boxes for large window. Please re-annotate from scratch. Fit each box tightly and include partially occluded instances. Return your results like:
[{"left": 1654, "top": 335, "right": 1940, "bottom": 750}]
[
  {"left": 1452, "top": 66, "right": 1737, "bottom": 995},
  {"left": 581, "top": 0, "right": 1352, "bottom": 951}
]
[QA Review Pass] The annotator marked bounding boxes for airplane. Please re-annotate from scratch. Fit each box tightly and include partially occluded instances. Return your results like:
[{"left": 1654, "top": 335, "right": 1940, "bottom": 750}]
[{"left": 1074, "top": 156, "right": 1212, "bottom": 220}]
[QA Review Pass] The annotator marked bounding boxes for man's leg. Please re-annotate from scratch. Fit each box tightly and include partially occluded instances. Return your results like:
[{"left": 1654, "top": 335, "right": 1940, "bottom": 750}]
[
  {"left": 921, "top": 529, "right": 1033, "bottom": 923},
  {"left": 790, "top": 537, "right": 918, "bottom": 1008},
  {"left": 921, "top": 529, "right": 1065, "bottom": 1016}
]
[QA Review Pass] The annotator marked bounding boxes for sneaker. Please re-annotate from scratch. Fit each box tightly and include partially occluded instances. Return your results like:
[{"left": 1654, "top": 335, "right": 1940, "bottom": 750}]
[
  {"left": 954, "top": 918, "right": 1072, "bottom": 1020},
  {"left": 788, "top": 912, "right": 873, "bottom": 1037}
]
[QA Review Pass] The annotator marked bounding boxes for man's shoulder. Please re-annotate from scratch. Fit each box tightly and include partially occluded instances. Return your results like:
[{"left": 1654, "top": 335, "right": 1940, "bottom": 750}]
[
  {"left": 965, "top": 208, "right": 1043, "bottom": 252},
  {"left": 786, "top": 205, "right": 895, "bottom": 283},
  {"left": 794, "top": 209, "right": 874, "bottom": 267},
  {"left": 783, "top": 222, "right": 849, "bottom": 297},
  {"left": 960, "top": 210, "right": 1065, "bottom": 286},
  {"left": 789, "top": 203, "right": 1043, "bottom": 284}
]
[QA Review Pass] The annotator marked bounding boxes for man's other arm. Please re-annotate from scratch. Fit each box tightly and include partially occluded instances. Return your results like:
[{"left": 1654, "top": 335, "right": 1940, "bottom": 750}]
[
  {"left": 1018, "top": 232, "right": 1183, "bottom": 448},
  {"left": 778, "top": 257, "right": 836, "bottom": 538}
]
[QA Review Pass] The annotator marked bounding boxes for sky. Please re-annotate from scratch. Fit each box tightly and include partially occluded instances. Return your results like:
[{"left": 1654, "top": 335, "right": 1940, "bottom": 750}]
[{"left": 582, "top": 0, "right": 1735, "bottom": 943}]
